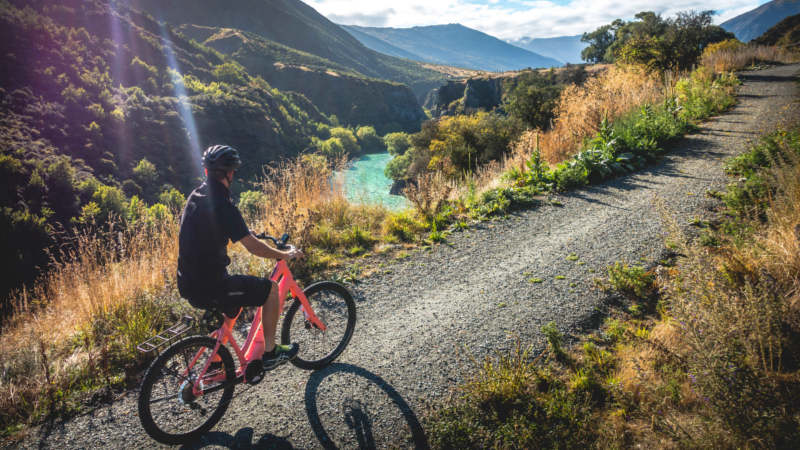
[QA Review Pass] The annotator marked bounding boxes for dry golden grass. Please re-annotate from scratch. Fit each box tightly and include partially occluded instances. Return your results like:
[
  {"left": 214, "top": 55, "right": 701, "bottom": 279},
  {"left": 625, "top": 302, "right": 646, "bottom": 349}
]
[
  {"left": 463, "top": 65, "right": 667, "bottom": 198},
  {"left": 701, "top": 44, "right": 800, "bottom": 73},
  {"left": 0, "top": 218, "right": 178, "bottom": 427},
  {"left": 538, "top": 65, "right": 665, "bottom": 163}
]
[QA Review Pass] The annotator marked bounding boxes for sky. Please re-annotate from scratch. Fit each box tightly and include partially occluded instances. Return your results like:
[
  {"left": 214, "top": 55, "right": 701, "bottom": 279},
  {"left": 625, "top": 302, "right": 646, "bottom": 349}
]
[{"left": 304, "top": 0, "right": 771, "bottom": 40}]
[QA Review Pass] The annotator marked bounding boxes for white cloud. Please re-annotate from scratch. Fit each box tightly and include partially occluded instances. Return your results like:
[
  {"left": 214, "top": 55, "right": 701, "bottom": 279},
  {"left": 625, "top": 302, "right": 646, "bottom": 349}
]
[{"left": 304, "top": 0, "right": 764, "bottom": 39}]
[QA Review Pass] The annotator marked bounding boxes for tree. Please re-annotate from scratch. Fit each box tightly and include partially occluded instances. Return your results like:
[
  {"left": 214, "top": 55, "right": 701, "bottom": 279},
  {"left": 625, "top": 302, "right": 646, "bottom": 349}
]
[
  {"left": 581, "top": 23, "right": 619, "bottom": 63},
  {"left": 329, "top": 127, "right": 360, "bottom": 155},
  {"left": 384, "top": 132, "right": 411, "bottom": 156},
  {"left": 588, "top": 10, "right": 734, "bottom": 71},
  {"left": 356, "top": 126, "right": 386, "bottom": 153},
  {"left": 133, "top": 158, "right": 158, "bottom": 201}
]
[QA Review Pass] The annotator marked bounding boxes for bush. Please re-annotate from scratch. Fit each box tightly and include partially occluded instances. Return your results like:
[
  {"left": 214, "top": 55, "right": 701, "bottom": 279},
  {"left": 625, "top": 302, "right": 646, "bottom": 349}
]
[
  {"left": 384, "top": 132, "right": 411, "bottom": 156},
  {"left": 605, "top": 262, "right": 654, "bottom": 299},
  {"left": 355, "top": 126, "right": 385, "bottom": 153},
  {"left": 382, "top": 211, "right": 424, "bottom": 242},
  {"left": 329, "top": 127, "right": 360, "bottom": 155}
]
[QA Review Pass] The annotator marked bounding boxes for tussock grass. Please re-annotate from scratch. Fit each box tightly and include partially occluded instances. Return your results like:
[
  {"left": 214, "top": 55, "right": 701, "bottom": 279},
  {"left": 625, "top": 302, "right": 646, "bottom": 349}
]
[
  {"left": 538, "top": 66, "right": 665, "bottom": 164},
  {"left": 0, "top": 219, "right": 179, "bottom": 432},
  {"left": 701, "top": 44, "right": 799, "bottom": 73}
]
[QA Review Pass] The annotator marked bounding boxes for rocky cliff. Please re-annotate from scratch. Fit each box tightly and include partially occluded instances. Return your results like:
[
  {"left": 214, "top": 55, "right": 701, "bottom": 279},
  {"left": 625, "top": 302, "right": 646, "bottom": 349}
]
[{"left": 424, "top": 77, "right": 506, "bottom": 117}]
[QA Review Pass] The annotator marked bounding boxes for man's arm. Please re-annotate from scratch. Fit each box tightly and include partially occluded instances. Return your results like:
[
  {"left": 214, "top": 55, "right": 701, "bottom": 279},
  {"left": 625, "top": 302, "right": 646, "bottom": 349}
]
[{"left": 238, "top": 232, "right": 301, "bottom": 260}]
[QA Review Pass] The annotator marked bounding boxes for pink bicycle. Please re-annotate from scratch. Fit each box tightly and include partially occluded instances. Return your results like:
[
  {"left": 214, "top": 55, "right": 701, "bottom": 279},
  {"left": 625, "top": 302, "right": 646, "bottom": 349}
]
[{"left": 136, "top": 233, "right": 356, "bottom": 444}]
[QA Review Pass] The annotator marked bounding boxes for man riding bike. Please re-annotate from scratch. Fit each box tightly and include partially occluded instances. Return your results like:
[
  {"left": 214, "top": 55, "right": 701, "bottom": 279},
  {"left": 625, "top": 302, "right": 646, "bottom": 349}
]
[{"left": 177, "top": 144, "right": 302, "bottom": 369}]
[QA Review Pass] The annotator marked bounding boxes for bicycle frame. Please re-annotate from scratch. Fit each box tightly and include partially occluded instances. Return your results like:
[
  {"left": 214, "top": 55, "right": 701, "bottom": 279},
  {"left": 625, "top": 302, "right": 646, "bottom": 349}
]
[{"left": 188, "top": 260, "right": 326, "bottom": 395}]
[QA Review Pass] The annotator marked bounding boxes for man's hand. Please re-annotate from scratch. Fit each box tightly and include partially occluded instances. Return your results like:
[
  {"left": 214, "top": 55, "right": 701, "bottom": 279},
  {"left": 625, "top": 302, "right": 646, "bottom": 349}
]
[{"left": 282, "top": 246, "right": 304, "bottom": 261}]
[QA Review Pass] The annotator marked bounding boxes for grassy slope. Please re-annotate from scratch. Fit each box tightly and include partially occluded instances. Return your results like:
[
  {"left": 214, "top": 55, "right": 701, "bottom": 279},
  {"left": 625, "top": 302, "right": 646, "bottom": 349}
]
[
  {"left": 753, "top": 13, "right": 800, "bottom": 46},
  {"left": 185, "top": 25, "right": 427, "bottom": 132}
]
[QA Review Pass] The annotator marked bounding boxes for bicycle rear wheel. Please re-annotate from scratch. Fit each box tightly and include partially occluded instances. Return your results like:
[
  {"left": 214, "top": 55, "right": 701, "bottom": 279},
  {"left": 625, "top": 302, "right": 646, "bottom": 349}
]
[
  {"left": 281, "top": 281, "right": 356, "bottom": 370},
  {"left": 138, "top": 335, "right": 235, "bottom": 444}
]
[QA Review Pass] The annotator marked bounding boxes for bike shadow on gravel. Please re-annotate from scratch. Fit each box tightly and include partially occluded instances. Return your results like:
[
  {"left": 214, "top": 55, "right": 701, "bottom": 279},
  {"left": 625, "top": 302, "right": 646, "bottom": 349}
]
[
  {"left": 304, "top": 363, "right": 429, "bottom": 450},
  {"left": 181, "top": 427, "right": 293, "bottom": 449}
]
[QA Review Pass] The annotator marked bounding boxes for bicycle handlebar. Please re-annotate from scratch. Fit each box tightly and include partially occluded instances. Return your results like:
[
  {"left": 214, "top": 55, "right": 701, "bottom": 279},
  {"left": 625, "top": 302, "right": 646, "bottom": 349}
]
[{"left": 254, "top": 231, "right": 291, "bottom": 250}]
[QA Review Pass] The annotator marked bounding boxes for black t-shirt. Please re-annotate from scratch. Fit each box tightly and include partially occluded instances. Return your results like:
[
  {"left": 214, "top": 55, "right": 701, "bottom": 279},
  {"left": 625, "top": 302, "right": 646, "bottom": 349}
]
[{"left": 177, "top": 178, "right": 249, "bottom": 297}]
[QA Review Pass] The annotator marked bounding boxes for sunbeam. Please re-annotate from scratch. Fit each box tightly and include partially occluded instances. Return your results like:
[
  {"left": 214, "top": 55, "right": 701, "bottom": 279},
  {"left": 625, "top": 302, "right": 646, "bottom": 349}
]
[{"left": 158, "top": 21, "right": 204, "bottom": 181}]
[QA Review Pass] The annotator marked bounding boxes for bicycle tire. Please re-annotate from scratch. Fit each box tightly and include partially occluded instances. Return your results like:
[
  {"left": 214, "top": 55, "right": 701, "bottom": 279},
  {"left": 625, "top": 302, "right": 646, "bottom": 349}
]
[
  {"left": 138, "top": 335, "right": 235, "bottom": 444},
  {"left": 281, "top": 281, "right": 356, "bottom": 370}
]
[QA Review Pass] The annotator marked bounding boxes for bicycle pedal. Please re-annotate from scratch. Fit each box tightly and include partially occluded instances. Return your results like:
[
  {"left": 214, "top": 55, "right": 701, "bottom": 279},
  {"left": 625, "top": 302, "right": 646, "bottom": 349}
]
[{"left": 244, "top": 360, "right": 265, "bottom": 385}]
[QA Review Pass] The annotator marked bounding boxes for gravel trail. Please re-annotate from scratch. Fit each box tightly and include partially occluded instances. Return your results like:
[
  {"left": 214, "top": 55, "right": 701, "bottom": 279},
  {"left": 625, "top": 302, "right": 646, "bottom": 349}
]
[{"left": 16, "top": 64, "right": 800, "bottom": 449}]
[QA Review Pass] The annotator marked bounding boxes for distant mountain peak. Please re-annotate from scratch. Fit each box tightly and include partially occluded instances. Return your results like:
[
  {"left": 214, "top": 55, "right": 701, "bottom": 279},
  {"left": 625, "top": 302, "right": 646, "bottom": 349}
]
[
  {"left": 721, "top": 0, "right": 800, "bottom": 42},
  {"left": 342, "top": 23, "right": 561, "bottom": 72}
]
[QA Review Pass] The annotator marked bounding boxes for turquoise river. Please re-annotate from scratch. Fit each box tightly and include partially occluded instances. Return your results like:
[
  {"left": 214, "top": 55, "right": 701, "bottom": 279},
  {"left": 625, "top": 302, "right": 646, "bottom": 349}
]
[{"left": 335, "top": 152, "right": 409, "bottom": 211}]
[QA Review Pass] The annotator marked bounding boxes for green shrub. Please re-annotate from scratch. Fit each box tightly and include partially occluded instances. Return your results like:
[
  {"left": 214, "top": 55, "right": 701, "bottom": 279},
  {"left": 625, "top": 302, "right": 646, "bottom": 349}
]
[
  {"left": 606, "top": 262, "right": 654, "bottom": 299},
  {"left": 553, "top": 161, "right": 589, "bottom": 191},
  {"left": 382, "top": 212, "right": 423, "bottom": 242},
  {"left": 329, "top": 127, "right": 360, "bottom": 155},
  {"left": 384, "top": 131, "right": 411, "bottom": 156},
  {"left": 355, "top": 126, "right": 385, "bottom": 153}
]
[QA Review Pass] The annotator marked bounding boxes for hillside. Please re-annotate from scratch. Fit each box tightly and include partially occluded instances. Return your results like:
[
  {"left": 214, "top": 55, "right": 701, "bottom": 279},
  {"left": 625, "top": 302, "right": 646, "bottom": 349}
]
[
  {"left": 342, "top": 24, "right": 562, "bottom": 72},
  {"left": 0, "top": 0, "right": 335, "bottom": 300},
  {"left": 509, "top": 34, "right": 587, "bottom": 64},
  {"left": 721, "top": 0, "right": 800, "bottom": 42},
  {"left": 130, "top": 0, "right": 446, "bottom": 98},
  {"left": 753, "top": 13, "right": 800, "bottom": 46},
  {"left": 179, "top": 25, "right": 426, "bottom": 132}
]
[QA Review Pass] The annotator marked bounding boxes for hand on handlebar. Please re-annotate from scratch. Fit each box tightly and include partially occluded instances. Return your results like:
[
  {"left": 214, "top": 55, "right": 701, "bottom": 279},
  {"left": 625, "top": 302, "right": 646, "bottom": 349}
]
[{"left": 283, "top": 245, "right": 304, "bottom": 261}]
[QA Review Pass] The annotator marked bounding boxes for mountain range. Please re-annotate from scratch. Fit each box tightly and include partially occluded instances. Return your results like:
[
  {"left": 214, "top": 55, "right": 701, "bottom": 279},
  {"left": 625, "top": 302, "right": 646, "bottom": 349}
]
[
  {"left": 721, "top": 0, "right": 800, "bottom": 42},
  {"left": 342, "top": 24, "right": 562, "bottom": 72},
  {"left": 508, "top": 34, "right": 587, "bottom": 64}
]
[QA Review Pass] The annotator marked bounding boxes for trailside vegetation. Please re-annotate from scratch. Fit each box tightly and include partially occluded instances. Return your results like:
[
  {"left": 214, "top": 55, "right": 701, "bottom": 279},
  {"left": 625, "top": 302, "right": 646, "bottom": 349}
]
[{"left": 428, "top": 126, "right": 800, "bottom": 448}]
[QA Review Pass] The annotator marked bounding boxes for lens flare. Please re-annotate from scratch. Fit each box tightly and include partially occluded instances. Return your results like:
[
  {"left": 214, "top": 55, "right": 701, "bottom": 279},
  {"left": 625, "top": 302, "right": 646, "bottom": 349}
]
[{"left": 158, "top": 22, "right": 203, "bottom": 180}]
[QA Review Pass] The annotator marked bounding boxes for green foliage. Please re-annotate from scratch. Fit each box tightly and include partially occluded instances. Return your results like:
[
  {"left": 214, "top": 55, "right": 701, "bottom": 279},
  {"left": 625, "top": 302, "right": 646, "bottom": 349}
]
[
  {"left": 158, "top": 187, "right": 184, "bottom": 212},
  {"left": 355, "top": 126, "right": 385, "bottom": 153},
  {"left": 542, "top": 321, "right": 566, "bottom": 361},
  {"left": 391, "top": 111, "right": 524, "bottom": 181},
  {"left": 329, "top": 127, "right": 360, "bottom": 155},
  {"left": 132, "top": 158, "right": 158, "bottom": 200},
  {"left": 384, "top": 131, "right": 411, "bottom": 156},
  {"left": 382, "top": 211, "right": 424, "bottom": 242},
  {"left": 384, "top": 148, "right": 415, "bottom": 181},
  {"left": 238, "top": 190, "right": 267, "bottom": 220},
  {"left": 583, "top": 10, "right": 734, "bottom": 70},
  {"left": 494, "top": 67, "right": 736, "bottom": 206},
  {"left": 317, "top": 136, "right": 347, "bottom": 159},
  {"left": 130, "top": 56, "right": 158, "bottom": 80},
  {"left": 722, "top": 128, "right": 800, "bottom": 219},
  {"left": 502, "top": 69, "right": 579, "bottom": 130},
  {"left": 606, "top": 262, "right": 654, "bottom": 299},
  {"left": 212, "top": 62, "right": 249, "bottom": 85},
  {"left": 428, "top": 344, "right": 595, "bottom": 448}
]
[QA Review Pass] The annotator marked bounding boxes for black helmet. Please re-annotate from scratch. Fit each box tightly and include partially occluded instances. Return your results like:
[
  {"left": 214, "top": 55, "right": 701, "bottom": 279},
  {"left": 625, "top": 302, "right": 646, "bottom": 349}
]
[{"left": 202, "top": 145, "right": 241, "bottom": 171}]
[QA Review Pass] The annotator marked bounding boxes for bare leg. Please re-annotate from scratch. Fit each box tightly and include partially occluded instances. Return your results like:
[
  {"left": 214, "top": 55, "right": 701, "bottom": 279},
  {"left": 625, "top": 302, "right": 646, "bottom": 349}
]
[{"left": 262, "top": 280, "right": 280, "bottom": 353}]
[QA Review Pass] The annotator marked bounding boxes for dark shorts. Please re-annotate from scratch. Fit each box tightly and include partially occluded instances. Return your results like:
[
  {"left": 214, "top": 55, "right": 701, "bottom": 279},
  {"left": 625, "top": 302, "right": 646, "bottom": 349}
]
[{"left": 180, "top": 274, "right": 272, "bottom": 317}]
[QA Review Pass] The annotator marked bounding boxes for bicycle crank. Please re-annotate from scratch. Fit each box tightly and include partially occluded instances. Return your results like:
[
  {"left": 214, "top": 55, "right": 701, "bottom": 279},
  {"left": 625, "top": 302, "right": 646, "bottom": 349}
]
[{"left": 244, "top": 359, "right": 265, "bottom": 385}]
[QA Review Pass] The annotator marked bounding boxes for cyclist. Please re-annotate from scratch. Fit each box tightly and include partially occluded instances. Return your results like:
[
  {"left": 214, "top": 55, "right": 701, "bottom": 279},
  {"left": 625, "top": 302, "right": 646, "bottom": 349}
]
[{"left": 177, "top": 145, "right": 301, "bottom": 369}]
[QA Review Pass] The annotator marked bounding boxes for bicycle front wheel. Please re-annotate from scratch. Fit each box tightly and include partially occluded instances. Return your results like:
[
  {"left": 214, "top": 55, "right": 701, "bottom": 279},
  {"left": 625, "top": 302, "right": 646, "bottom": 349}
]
[
  {"left": 281, "top": 281, "right": 356, "bottom": 370},
  {"left": 138, "top": 335, "right": 235, "bottom": 444}
]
